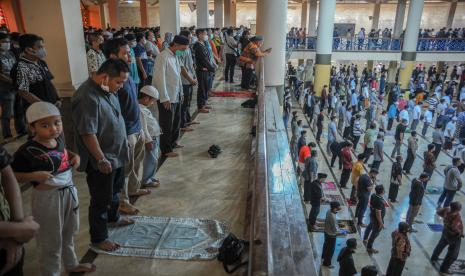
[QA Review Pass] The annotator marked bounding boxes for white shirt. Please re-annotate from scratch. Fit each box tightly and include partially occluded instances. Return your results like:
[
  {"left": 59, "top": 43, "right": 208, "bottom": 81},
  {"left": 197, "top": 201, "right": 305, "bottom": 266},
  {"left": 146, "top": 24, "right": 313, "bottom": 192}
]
[
  {"left": 399, "top": 109, "right": 410, "bottom": 124},
  {"left": 139, "top": 104, "right": 162, "bottom": 142},
  {"left": 152, "top": 48, "right": 183, "bottom": 103},
  {"left": 412, "top": 105, "right": 421, "bottom": 120},
  {"left": 424, "top": 110, "right": 433, "bottom": 124},
  {"left": 444, "top": 121, "right": 456, "bottom": 138}
]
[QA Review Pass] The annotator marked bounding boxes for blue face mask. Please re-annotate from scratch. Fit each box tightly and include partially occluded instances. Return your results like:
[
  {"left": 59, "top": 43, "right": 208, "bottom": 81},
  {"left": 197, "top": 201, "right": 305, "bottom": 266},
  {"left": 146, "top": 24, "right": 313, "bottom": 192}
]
[{"left": 175, "top": 50, "right": 185, "bottom": 57}]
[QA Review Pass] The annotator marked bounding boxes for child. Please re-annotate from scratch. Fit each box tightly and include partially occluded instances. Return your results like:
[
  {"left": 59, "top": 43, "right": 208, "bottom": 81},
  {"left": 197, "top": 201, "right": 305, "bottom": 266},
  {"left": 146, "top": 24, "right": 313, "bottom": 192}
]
[
  {"left": 11, "top": 102, "right": 96, "bottom": 275},
  {"left": 139, "top": 85, "right": 162, "bottom": 187}
]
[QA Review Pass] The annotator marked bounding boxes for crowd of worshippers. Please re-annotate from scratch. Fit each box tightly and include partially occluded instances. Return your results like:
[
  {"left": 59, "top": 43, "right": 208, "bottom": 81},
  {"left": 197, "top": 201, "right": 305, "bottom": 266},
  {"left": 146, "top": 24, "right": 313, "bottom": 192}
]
[
  {"left": 0, "top": 24, "right": 272, "bottom": 275},
  {"left": 287, "top": 26, "right": 465, "bottom": 51},
  {"left": 285, "top": 62, "right": 464, "bottom": 275}
]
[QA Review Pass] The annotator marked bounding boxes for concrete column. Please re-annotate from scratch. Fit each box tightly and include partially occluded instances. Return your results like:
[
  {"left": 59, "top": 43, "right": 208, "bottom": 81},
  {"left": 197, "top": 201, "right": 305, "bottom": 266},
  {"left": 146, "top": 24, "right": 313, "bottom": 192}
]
[
  {"left": 224, "top": 0, "right": 231, "bottom": 27},
  {"left": 399, "top": 0, "right": 424, "bottom": 90},
  {"left": 99, "top": 4, "right": 107, "bottom": 29},
  {"left": 197, "top": 0, "right": 209, "bottom": 28},
  {"left": 256, "top": 0, "right": 287, "bottom": 92},
  {"left": 230, "top": 0, "right": 237, "bottom": 27},
  {"left": 314, "top": 0, "right": 336, "bottom": 96},
  {"left": 107, "top": 0, "right": 119, "bottom": 28},
  {"left": 301, "top": 1, "right": 308, "bottom": 29},
  {"left": 446, "top": 0, "right": 458, "bottom": 28},
  {"left": 371, "top": 1, "right": 381, "bottom": 30},
  {"left": 21, "top": 0, "right": 89, "bottom": 148},
  {"left": 159, "top": 0, "right": 180, "bottom": 37},
  {"left": 214, "top": 0, "right": 224, "bottom": 28},
  {"left": 140, "top": 0, "right": 148, "bottom": 27},
  {"left": 307, "top": 0, "right": 317, "bottom": 37},
  {"left": 304, "top": 59, "right": 314, "bottom": 82},
  {"left": 387, "top": 0, "right": 406, "bottom": 85}
]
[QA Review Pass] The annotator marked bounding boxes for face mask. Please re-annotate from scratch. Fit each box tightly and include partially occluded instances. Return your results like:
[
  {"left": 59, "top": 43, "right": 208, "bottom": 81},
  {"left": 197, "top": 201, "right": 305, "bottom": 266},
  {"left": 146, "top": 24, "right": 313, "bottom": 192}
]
[
  {"left": 175, "top": 50, "right": 185, "bottom": 57},
  {"left": 0, "top": 43, "right": 10, "bottom": 51},
  {"left": 130, "top": 41, "right": 137, "bottom": 48},
  {"left": 35, "top": 48, "right": 47, "bottom": 59},
  {"left": 192, "top": 36, "right": 198, "bottom": 43},
  {"left": 203, "top": 35, "right": 209, "bottom": 42},
  {"left": 101, "top": 78, "right": 110, "bottom": 93},
  {"left": 210, "top": 34, "right": 214, "bottom": 39}
]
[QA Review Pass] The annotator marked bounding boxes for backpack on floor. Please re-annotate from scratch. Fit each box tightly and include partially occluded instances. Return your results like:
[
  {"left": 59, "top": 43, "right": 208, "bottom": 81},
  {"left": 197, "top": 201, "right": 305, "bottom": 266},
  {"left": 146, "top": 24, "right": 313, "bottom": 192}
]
[{"left": 217, "top": 233, "right": 249, "bottom": 274}]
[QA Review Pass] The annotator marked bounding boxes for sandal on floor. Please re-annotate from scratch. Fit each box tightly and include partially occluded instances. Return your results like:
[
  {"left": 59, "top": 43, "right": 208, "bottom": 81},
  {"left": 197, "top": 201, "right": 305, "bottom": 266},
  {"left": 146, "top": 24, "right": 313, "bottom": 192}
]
[{"left": 67, "top": 263, "right": 97, "bottom": 273}]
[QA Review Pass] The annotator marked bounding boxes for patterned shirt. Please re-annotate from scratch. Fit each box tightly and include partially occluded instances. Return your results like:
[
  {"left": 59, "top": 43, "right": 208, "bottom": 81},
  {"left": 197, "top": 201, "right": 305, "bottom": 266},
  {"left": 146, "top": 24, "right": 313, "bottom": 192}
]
[
  {"left": 86, "top": 48, "right": 106, "bottom": 75},
  {"left": 15, "top": 56, "right": 47, "bottom": 92},
  {"left": 0, "top": 50, "right": 15, "bottom": 93},
  {"left": 0, "top": 145, "right": 13, "bottom": 221}
]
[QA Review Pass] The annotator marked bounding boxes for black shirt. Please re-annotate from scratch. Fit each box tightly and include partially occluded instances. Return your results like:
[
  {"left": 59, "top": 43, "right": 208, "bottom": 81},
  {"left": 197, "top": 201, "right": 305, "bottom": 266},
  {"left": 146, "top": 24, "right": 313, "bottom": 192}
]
[
  {"left": 394, "top": 124, "right": 406, "bottom": 141},
  {"left": 309, "top": 180, "right": 323, "bottom": 205},
  {"left": 11, "top": 136, "right": 71, "bottom": 186},
  {"left": 357, "top": 174, "right": 373, "bottom": 198},
  {"left": 409, "top": 178, "right": 425, "bottom": 206},
  {"left": 0, "top": 145, "right": 12, "bottom": 170},
  {"left": 370, "top": 193, "right": 386, "bottom": 222},
  {"left": 337, "top": 247, "right": 357, "bottom": 276}
]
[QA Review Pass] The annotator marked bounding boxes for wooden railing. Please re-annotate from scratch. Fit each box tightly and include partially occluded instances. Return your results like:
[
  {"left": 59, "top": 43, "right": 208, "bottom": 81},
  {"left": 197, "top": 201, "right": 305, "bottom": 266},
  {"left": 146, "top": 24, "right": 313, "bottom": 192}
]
[{"left": 248, "top": 58, "right": 318, "bottom": 276}]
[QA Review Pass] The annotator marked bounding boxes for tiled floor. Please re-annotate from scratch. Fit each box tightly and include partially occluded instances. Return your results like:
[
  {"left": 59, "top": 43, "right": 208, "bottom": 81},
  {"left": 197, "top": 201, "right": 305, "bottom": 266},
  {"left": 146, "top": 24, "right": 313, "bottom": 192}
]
[
  {"left": 289, "top": 94, "right": 465, "bottom": 276},
  {"left": 18, "top": 73, "right": 254, "bottom": 275}
]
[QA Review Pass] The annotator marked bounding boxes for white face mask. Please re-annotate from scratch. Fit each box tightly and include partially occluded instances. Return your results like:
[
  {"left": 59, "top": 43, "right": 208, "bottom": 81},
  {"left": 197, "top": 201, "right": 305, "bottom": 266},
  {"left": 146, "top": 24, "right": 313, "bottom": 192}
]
[
  {"left": 203, "top": 35, "right": 209, "bottom": 42},
  {"left": 130, "top": 41, "right": 137, "bottom": 48},
  {"left": 101, "top": 78, "right": 110, "bottom": 93},
  {"left": 0, "top": 43, "right": 10, "bottom": 51},
  {"left": 191, "top": 36, "right": 198, "bottom": 43},
  {"left": 35, "top": 48, "right": 47, "bottom": 59}
]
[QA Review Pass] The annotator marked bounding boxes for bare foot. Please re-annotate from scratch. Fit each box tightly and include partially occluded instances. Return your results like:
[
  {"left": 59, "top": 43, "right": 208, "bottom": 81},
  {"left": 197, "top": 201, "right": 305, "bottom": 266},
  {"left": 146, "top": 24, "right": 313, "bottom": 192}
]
[
  {"left": 181, "top": 127, "right": 194, "bottom": 132},
  {"left": 129, "top": 189, "right": 151, "bottom": 197},
  {"left": 174, "top": 144, "right": 184, "bottom": 149},
  {"left": 67, "top": 263, "right": 97, "bottom": 273},
  {"left": 119, "top": 202, "right": 139, "bottom": 215},
  {"left": 165, "top": 152, "right": 179, "bottom": 157},
  {"left": 198, "top": 108, "right": 209, "bottom": 113},
  {"left": 94, "top": 240, "right": 120, "bottom": 251}
]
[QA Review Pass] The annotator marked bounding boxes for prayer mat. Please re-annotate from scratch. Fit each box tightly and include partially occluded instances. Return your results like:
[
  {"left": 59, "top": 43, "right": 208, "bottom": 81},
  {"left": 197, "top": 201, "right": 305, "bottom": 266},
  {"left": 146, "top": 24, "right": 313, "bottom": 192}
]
[
  {"left": 90, "top": 216, "right": 228, "bottom": 260},
  {"left": 322, "top": 194, "right": 345, "bottom": 205},
  {"left": 433, "top": 259, "right": 465, "bottom": 275},
  {"left": 211, "top": 91, "right": 255, "bottom": 98},
  {"left": 427, "top": 223, "right": 444, "bottom": 232},
  {"left": 312, "top": 219, "right": 357, "bottom": 234},
  {"left": 426, "top": 187, "right": 443, "bottom": 194},
  {"left": 323, "top": 182, "right": 337, "bottom": 191}
]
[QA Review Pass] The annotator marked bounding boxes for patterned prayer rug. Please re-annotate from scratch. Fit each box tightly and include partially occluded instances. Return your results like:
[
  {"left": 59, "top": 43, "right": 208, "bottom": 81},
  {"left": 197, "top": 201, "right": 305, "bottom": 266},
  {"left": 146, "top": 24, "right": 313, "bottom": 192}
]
[
  {"left": 211, "top": 91, "right": 255, "bottom": 98},
  {"left": 90, "top": 216, "right": 228, "bottom": 260},
  {"left": 322, "top": 194, "right": 345, "bottom": 205},
  {"left": 323, "top": 182, "right": 337, "bottom": 191},
  {"left": 312, "top": 219, "right": 357, "bottom": 234},
  {"left": 432, "top": 259, "right": 465, "bottom": 275}
]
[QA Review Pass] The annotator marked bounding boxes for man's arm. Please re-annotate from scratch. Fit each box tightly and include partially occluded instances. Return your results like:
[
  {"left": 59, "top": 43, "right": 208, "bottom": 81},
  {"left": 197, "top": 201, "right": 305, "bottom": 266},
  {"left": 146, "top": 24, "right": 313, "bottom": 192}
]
[
  {"left": 80, "top": 134, "right": 105, "bottom": 161},
  {"left": 135, "top": 57, "right": 147, "bottom": 80},
  {"left": 1, "top": 166, "right": 23, "bottom": 222},
  {"left": 180, "top": 67, "right": 196, "bottom": 85},
  {"left": 376, "top": 209, "right": 383, "bottom": 228},
  {"left": 18, "top": 90, "right": 41, "bottom": 104}
]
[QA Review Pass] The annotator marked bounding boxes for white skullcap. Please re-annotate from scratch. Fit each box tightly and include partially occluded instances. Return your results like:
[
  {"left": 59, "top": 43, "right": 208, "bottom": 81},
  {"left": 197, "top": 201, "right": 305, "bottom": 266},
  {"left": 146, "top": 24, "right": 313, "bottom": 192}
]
[
  {"left": 140, "top": 85, "right": 159, "bottom": 99},
  {"left": 26, "top": 102, "right": 60, "bottom": 123}
]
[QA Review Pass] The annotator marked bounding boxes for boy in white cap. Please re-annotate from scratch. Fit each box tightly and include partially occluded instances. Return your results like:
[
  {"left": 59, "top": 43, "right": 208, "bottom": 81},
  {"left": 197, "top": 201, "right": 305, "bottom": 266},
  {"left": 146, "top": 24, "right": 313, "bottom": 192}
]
[
  {"left": 10, "top": 102, "right": 96, "bottom": 275},
  {"left": 139, "top": 85, "right": 162, "bottom": 188}
]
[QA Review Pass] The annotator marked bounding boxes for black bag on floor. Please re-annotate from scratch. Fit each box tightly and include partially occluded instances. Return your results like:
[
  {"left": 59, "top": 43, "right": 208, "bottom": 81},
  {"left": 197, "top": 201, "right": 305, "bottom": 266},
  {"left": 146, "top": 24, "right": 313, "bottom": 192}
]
[
  {"left": 208, "top": 144, "right": 222, "bottom": 158},
  {"left": 217, "top": 233, "right": 249, "bottom": 273},
  {"left": 241, "top": 98, "right": 257, "bottom": 108}
]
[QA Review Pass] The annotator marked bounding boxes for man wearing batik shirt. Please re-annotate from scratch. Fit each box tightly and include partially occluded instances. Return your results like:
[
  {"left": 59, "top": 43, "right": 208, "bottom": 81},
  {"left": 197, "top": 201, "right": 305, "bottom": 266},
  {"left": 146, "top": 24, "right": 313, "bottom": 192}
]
[
  {"left": 12, "top": 34, "right": 60, "bottom": 129},
  {"left": 0, "top": 33, "right": 25, "bottom": 138}
]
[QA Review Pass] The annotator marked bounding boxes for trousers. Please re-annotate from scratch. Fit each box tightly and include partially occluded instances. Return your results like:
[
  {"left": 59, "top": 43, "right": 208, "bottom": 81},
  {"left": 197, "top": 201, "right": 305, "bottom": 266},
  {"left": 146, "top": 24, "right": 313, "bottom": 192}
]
[
  {"left": 142, "top": 137, "right": 160, "bottom": 185},
  {"left": 32, "top": 184, "right": 79, "bottom": 276},
  {"left": 157, "top": 101, "right": 181, "bottom": 154},
  {"left": 181, "top": 84, "right": 193, "bottom": 128},
  {"left": 196, "top": 70, "right": 209, "bottom": 109},
  {"left": 322, "top": 233, "right": 337, "bottom": 266},
  {"left": 406, "top": 204, "right": 421, "bottom": 226},
  {"left": 122, "top": 132, "right": 145, "bottom": 200},
  {"left": 431, "top": 233, "right": 462, "bottom": 272},
  {"left": 308, "top": 203, "right": 320, "bottom": 226},
  {"left": 363, "top": 221, "right": 382, "bottom": 249},
  {"left": 340, "top": 168, "right": 351, "bottom": 188},
  {"left": 86, "top": 165, "right": 124, "bottom": 244},
  {"left": 355, "top": 195, "right": 369, "bottom": 225},
  {"left": 385, "top": 257, "right": 406, "bottom": 276}
]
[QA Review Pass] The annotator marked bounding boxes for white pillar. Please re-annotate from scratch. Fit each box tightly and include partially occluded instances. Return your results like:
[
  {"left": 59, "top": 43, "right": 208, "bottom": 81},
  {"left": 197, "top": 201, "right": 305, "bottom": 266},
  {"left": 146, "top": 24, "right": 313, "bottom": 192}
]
[
  {"left": 256, "top": 0, "right": 287, "bottom": 87},
  {"left": 21, "top": 0, "right": 87, "bottom": 95},
  {"left": 402, "top": 0, "right": 424, "bottom": 53},
  {"left": 301, "top": 1, "right": 308, "bottom": 29},
  {"left": 307, "top": 0, "right": 317, "bottom": 37},
  {"left": 224, "top": 0, "right": 231, "bottom": 27},
  {"left": 393, "top": 0, "right": 406, "bottom": 38},
  {"left": 99, "top": 3, "right": 107, "bottom": 29},
  {"left": 446, "top": 0, "right": 458, "bottom": 28},
  {"left": 214, "top": 0, "right": 224, "bottom": 28},
  {"left": 371, "top": 1, "right": 381, "bottom": 30},
  {"left": 197, "top": 0, "right": 209, "bottom": 28},
  {"left": 159, "top": 0, "right": 180, "bottom": 36},
  {"left": 314, "top": 0, "right": 336, "bottom": 96}
]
